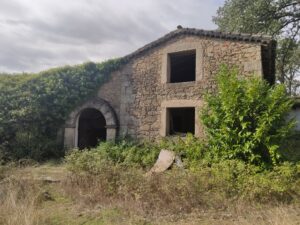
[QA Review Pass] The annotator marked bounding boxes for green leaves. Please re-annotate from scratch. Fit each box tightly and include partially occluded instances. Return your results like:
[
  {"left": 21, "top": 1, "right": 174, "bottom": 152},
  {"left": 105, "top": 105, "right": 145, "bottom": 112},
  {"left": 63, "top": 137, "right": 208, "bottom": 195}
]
[
  {"left": 213, "top": 0, "right": 299, "bottom": 36},
  {"left": 66, "top": 140, "right": 161, "bottom": 173},
  {"left": 201, "top": 65, "right": 295, "bottom": 167},
  {"left": 0, "top": 59, "right": 123, "bottom": 160}
]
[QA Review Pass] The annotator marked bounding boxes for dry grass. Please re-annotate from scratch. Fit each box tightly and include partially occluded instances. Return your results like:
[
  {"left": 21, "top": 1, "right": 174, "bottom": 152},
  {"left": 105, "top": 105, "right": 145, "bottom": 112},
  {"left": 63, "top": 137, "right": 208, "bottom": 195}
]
[
  {"left": 0, "top": 164, "right": 299, "bottom": 225},
  {"left": 0, "top": 178, "right": 45, "bottom": 225},
  {"left": 62, "top": 164, "right": 300, "bottom": 214}
]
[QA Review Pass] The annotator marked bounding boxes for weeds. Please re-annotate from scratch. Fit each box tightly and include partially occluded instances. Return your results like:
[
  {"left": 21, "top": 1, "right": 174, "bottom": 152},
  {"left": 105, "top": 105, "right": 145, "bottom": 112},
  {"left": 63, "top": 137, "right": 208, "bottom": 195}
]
[
  {"left": 0, "top": 163, "right": 299, "bottom": 225},
  {"left": 65, "top": 140, "right": 161, "bottom": 174},
  {"left": 0, "top": 178, "right": 45, "bottom": 225},
  {"left": 63, "top": 160, "right": 300, "bottom": 215}
]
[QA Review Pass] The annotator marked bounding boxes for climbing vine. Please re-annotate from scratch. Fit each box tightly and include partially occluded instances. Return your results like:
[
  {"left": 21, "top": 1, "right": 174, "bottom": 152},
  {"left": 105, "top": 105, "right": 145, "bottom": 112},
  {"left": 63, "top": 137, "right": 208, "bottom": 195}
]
[{"left": 0, "top": 59, "right": 124, "bottom": 161}]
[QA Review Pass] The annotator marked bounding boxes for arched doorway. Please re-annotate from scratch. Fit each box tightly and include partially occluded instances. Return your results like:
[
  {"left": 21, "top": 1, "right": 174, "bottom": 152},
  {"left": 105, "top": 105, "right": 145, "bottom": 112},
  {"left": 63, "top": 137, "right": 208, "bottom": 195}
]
[
  {"left": 64, "top": 98, "right": 118, "bottom": 150},
  {"left": 78, "top": 108, "right": 107, "bottom": 149}
]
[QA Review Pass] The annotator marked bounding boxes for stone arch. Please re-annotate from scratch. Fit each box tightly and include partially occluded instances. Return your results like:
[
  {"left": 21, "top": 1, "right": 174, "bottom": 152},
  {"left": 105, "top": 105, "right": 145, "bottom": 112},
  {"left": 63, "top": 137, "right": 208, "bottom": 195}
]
[{"left": 64, "top": 98, "right": 118, "bottom": 149}]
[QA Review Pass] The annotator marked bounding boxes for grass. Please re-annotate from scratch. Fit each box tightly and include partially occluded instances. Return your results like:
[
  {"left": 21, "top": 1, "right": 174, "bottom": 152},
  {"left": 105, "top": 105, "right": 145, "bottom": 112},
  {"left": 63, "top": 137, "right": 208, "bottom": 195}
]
[{"left": 0, "top": 162, "right": 299, "bottom": 225}]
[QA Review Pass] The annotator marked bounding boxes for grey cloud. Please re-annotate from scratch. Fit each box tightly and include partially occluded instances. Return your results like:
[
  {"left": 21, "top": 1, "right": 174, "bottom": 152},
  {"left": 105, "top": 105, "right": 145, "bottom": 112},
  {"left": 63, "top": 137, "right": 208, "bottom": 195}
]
[
  {"left": 0, "top": 0, "right": 224, "bottom": 73},
  {"left": 0, "top": 0, "right": 27, "bottom": 16}
]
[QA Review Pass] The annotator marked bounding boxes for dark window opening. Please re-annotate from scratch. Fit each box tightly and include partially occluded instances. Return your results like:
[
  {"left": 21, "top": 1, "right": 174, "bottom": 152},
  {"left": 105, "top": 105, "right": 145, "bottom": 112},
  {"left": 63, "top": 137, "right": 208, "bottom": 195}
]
[
  {"left": 168, "top": 107, "right": 195, "bottom": 135},
  {"left": 169, "top": 50, "right": 196, "bottom": 83},
  {"left": 78, "top": 108, "right": 106, "bottom": 149}
]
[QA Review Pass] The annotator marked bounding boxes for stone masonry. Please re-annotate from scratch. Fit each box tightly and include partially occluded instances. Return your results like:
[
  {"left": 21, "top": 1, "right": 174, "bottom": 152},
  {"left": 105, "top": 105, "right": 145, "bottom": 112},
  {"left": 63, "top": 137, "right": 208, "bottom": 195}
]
[{"left": 64, "top": 27, "right": 276, "bottom": 149}]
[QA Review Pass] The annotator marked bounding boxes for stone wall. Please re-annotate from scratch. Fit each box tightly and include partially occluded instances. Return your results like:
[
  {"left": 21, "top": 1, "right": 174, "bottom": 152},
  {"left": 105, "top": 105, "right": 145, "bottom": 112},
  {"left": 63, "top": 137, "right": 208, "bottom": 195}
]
[{"left": 97, "top": 36, "right": 266, "bottom": 140}]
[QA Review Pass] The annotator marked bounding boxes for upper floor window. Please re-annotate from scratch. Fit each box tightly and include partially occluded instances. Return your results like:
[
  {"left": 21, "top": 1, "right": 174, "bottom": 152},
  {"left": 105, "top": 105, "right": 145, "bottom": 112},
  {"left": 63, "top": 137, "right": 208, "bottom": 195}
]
[{"left": 169, "top": 50, "right": 196, "bottom": 83}]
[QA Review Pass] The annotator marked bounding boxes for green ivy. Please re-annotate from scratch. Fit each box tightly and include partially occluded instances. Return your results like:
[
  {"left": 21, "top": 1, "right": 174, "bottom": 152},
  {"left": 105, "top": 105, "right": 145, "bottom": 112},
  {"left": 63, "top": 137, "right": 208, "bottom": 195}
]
[{"left": 0, "top": 59, "right": 123, "bottom": 160}]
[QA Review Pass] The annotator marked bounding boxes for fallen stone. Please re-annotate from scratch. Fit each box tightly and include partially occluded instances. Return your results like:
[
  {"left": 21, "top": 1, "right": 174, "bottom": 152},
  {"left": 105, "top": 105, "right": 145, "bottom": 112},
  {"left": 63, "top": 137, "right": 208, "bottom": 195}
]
[{"left": 147, "top": 149, "right": 175, "bottom": 175}]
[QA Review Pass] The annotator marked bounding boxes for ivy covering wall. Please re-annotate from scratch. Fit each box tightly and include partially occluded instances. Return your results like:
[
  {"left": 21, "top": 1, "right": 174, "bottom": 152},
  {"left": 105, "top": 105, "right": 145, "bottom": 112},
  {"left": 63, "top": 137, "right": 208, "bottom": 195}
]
[{"left": 0, "top": 59, "right": 124, "bottom": 161}]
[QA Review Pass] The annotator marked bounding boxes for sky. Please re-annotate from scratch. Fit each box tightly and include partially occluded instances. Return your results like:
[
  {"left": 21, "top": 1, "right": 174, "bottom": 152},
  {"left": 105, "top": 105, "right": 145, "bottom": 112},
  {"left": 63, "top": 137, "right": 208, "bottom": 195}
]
[{"left": 0, "top": 0, "right": 225, "bottom": 73}]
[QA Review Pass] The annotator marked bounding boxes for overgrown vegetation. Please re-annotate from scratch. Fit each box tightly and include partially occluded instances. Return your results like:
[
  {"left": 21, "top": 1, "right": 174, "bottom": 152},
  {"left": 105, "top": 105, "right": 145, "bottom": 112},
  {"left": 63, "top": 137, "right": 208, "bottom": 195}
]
[
  {"left": 0, "top": 1, "right": 299, "bottom": 223},
  {"left": 0, "top": 164, "right": 299, "bottom": 225},
  {"left": 65, "top": 135, "right": 206, "bottom": 174},
  {"left": 62, "top": 140, "right": 300, "bottom": 223},
  {"left": 1, "top": 66, "right": 300, "bottom": 223},
  {"left": 65, "top": 65, "right": 299, "bottom": 180},
  {"left": 66, "top": 141, "right": 161, "bottom": 173},
  {"left": 0, "top": 59, "right": 124, "bottom": 161},
  {"left": 66, "top": 150, "right": 300, "bottom": 207},
  {"left": 63, "top": 66, "right": 299, "bottom": 222},
  {"left": 201, "top": 66, "right": 295, "bottom": 167},
  {"left": 0, "top": 59, "right": 299, "bottom": 223}
]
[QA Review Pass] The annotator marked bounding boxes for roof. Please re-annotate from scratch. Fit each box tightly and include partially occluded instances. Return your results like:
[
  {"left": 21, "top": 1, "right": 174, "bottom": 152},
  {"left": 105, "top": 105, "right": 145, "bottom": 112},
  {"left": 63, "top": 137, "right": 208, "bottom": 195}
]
[{"left": 122, "top": 27, "right": 274, "bottom": 63}]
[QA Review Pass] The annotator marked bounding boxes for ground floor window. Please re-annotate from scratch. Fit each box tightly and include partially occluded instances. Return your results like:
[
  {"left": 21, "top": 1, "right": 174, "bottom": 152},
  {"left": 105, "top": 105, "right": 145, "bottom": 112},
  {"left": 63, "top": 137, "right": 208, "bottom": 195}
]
[{"left": 167, "top": 107, "right": 195, "bottom": 135}]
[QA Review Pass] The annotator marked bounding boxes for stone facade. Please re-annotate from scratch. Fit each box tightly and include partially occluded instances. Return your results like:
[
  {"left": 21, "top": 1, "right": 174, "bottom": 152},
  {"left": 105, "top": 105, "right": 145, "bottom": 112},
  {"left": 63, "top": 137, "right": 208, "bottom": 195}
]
[{"left": 64, "top": 28, "right": 276, "bottom": 149}]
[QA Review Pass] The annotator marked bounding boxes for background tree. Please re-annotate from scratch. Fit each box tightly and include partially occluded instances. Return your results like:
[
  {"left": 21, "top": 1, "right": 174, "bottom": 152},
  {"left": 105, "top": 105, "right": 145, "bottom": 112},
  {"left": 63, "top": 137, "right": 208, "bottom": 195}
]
[{"left": 213, "top": 0, "right": 300, "bottom": 95}]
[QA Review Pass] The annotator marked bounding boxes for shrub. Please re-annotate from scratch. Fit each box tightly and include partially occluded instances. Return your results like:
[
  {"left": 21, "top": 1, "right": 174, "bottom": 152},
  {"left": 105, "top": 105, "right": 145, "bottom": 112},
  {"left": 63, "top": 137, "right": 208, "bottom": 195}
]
[
  {"left": 65, "top": 140, "right": 161, "bottom": 174},
  {"left": 65, "top": 136, "right": 208, "bottom": 173},
  {"left": 201, "top": 65, "right": 295, "bottom": 167},
  {"left": 239, "top": 162, "right": 300, "bottom": 202},
  {"left": 158, "top": 134, "right": 206, "bottom": 168}
]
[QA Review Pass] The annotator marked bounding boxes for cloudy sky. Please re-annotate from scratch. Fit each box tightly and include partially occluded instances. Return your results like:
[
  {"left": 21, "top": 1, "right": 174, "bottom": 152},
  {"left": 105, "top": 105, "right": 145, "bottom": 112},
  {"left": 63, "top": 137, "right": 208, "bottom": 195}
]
[{"left": 0, "top": 0, "right": 224, "bottom": 73}]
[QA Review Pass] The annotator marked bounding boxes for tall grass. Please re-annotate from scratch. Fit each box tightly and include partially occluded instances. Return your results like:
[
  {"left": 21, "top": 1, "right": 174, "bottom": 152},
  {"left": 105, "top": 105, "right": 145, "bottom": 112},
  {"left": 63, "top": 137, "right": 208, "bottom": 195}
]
[
  {"left": 63, "top": 161, "right": 300, "bottom": 215},
  {"left": 0, "top": 163, "right": 299, "bottom": 225},
  {"left": 0, "top": 178, "right": 46, "bottom": 225}
]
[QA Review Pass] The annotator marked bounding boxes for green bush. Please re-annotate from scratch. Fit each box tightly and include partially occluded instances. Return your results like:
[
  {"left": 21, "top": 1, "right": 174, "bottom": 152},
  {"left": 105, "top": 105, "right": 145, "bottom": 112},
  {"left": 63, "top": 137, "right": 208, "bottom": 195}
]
[
  {"left": 201, "top": 65, "right": 295, "bottom": 167},
  {"left": 199, "top": 160, "right": 300, "bottom": 203},
  {"left": 158, "top": 134, "right": 206, "bottom": 168},
  {"left": 65, "top": 134, "right": 206, "bottom": 173},
  {"left": 239, "top": 162, "right": 300, "bottom": 202},
  {"left": 65, "top": 140, "right": 161, "bottom": 174},
  {"left": 0, "top": 59, "right": 123, "bottom": 161}
]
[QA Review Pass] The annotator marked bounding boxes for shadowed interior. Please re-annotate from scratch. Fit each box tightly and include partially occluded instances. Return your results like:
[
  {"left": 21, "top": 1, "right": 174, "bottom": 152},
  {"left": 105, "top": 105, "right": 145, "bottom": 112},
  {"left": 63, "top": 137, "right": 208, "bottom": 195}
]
[
  {"left": 78, "top": 108, "right": 106, "bottom": 149},
  {"left": 169, "top": 50, "right": 196, "bottom": 83},
  {"left": 168, "top": 107, "right": 195, "bottom": 135}
]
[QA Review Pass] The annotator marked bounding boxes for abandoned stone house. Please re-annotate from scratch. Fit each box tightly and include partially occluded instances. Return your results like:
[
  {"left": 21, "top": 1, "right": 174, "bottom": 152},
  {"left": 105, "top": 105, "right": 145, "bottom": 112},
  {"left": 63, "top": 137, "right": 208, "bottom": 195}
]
[{"left": 64, "top": 27, "right": 277, "bottom": 149}]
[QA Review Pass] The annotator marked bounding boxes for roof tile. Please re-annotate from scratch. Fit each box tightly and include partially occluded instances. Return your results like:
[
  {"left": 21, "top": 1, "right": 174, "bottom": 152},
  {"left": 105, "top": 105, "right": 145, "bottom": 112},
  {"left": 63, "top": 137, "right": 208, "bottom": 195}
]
[{"left": 122, "top": 27, "right": 273, "bottom": 63}]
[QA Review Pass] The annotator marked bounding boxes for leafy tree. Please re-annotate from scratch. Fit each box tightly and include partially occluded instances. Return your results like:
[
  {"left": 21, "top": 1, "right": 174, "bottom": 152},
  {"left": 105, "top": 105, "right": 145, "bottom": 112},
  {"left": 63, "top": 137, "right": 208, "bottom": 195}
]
[
  {"left": 213, "top": 0, "right": 300, "bottom": 95},
  {"left": 201, "top": 66, "right": 295, "bottom": 167},
  {"left": 277, "top": 38, "right": 300, "bottom": 95}
]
